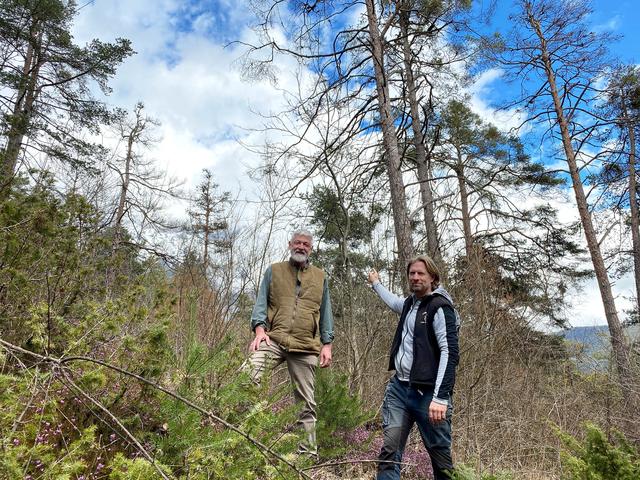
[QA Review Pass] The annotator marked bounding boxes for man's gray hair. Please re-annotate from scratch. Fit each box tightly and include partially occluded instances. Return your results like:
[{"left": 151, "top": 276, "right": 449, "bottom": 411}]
[{"left": 290, "top": 229, "right": 314, "bottom": 245}]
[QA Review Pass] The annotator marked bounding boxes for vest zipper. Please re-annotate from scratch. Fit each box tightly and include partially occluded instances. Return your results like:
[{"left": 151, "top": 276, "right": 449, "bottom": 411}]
[{"left": 290, "top": 270, "right": 301, "bottom": 348}]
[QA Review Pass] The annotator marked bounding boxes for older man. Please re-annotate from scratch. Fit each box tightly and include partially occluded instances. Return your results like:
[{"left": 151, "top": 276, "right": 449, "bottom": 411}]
[
  {"left": 248, "top": 229, "right": 334, "bottom": 456},
  {"left": 368, "top": 256, "right": 460, "bottom": 480}
]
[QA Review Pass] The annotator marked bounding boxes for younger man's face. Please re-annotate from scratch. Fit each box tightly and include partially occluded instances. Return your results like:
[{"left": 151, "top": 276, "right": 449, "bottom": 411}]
[{"left": 408, "top": 260, "right": 434, "bottom": 297}]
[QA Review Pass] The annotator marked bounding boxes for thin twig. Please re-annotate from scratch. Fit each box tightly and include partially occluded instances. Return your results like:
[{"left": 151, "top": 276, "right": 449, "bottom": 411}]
[
  {"left": 0, "top": 339, "right": 311, "bottom": 480},
  {"left": 303, "top": 458, "right": 408, "bottom": 472},
  {"left": 57, "top": 367, "right": 172, "bottom": 480}
]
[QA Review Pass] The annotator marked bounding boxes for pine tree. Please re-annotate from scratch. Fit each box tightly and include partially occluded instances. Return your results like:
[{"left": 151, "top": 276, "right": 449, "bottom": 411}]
[{"left": 0, "top": 0, "right": 133, "bottom": 194}]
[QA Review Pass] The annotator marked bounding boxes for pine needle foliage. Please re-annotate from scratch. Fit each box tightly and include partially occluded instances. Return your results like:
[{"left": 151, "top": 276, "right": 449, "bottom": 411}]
[
  {"left": 557, "top": 423, "right": 640, "bottom": 480},
  {"left": 154, "top": 335, "right": 302, "bottom": 479},
  {"left": 450, "top": 464, "right": 514, "bottom": 480},
  {"left": 315, "top": 369, "right": 375, "bottom": 458}
]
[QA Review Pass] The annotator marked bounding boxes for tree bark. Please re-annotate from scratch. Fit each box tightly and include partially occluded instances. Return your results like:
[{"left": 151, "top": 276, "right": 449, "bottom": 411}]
[
  {"left": 365, "top": 0, "right": 414, "bottom": 270},
  {"left": 113, "top": 133, "right": 134, "bottom": 250},
  {"left": 454, "top": 156, "right": 474, "bottom": 258},
  {"left": 201, "top": 178, "right": 213, "bottom": 274}
]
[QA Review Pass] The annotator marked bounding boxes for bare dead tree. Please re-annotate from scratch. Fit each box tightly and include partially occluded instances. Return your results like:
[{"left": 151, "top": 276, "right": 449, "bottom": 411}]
[
  {"left": 489, "top": 0, "right": 634, "bottom": 396},
  {"left": 104, "top": 103, "right": 182, "bottom": 292},
  {"left": 603, "top": 67, "right": 640, "bottom": 318}
]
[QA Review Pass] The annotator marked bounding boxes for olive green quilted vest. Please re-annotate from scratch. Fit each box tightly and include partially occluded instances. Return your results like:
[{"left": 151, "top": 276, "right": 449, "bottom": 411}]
[{"left": 267, "top": 261, "right": 325, "bottom": 353}]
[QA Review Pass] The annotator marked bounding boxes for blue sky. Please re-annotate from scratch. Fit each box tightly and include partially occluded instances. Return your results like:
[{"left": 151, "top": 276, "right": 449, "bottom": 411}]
[
  {"left": 479, "top": 0, "right": 640, "bottom": 59},
  {"left": 72, "top": 0, "right": 639, "bottom": 327},
  {"left": 591, "top": 0, "right": 640, "bottom": 63},
  {"left": 467, "top": 0, "right": 640, "bottom": 110}
]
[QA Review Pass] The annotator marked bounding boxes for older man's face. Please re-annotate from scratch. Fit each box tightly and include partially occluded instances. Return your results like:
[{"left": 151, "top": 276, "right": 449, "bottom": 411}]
[{"left": 289, "top": 235, "right": 312, "bottom": 263}]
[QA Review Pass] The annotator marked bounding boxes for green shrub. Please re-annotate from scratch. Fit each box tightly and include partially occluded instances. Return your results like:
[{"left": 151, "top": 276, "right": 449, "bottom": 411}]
[
  {"left": 153, "top": 337, "right": 302, "bottom": 479},
  {"left": 108, "top": 453, "right": 171, "bottom": 480},
  {"left": 557, "top": 423, "right": 640, "bottom": 480},
  {"left": 315, "top": 368, "right": 375, "bottom": 458}
]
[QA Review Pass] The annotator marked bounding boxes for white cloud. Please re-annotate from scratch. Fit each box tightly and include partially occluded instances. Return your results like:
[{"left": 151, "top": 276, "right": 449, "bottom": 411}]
[
  {"left": 72, "top": 0, "right": 298, "bottom": 202},
  {"left": 467, "top": 68, "right": 527, "bottom": 133},
  {"left": 592, "top": 15, "right": 621, "bottom": 33},
  {"left": 74, "top": 0, "right": 178, "bottom": 54},
  {"left": 567, "top": 275, "right": 635, "bottom": 327}
]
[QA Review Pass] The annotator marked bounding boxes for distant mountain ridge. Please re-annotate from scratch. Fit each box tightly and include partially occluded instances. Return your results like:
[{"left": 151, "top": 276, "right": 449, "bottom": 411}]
[
  {"left": 562, "top": 325, "right": 610, "bottom": 345},
  {"left": 560, "top": 324, "right": 639, "bottom": 371},
  {"left": 562, "top": 324, "right": 639, "bottom": 344}
]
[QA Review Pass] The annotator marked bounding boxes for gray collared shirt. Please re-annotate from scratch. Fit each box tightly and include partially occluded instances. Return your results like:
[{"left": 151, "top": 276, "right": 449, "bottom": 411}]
[{"left": 371, "top": 281, "right": 416, "bottom": 380}]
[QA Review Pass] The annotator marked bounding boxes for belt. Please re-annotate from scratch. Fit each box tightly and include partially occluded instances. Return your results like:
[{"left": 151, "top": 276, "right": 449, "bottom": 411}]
[{"left": 394, "top": 376, "right": 429, "bottom": 397}]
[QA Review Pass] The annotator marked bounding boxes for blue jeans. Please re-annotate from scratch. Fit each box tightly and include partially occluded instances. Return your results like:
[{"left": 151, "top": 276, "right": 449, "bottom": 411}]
[{"left": 377, "top": 376, "right": 454, "bottom": 480}]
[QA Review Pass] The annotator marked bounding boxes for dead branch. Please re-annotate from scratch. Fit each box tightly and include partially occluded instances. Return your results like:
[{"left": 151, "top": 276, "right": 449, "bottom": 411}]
[
  {"left": 0, "top": 338, "right": 311, "bottom": 480},
  {"left": 57, "top": 368, "right": 171, "bottom": 480}
]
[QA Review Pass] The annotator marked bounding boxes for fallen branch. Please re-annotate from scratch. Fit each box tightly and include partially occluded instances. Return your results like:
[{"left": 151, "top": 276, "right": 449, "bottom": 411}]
[
  {"left": 58, "top": 368, "right": 171, "bottom": 480},
  {"left": 0, "top": 338, "right": 311, "bottom": 480},
  {"left": 304, "top": 458, "right": 409, "bottom": 475}
]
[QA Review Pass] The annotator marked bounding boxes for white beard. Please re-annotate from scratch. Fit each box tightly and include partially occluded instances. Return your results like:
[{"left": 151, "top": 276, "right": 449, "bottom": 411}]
[{"left": 290, "top": 252, "right": 308, "bottom": 264}]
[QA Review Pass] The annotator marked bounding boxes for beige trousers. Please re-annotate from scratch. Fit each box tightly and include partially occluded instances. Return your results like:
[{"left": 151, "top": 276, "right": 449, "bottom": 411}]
[{"left": 248, "top": 341, "right": 318, "bottom": 448}]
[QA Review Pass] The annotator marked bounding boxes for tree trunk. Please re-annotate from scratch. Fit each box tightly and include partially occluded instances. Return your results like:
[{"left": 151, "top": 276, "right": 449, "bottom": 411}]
[
  {"left": 455, "top": 157, "right": 474, "bottom": 258},
  {"left": 621, "top": 96, "right": 640, "bottom": 313},
  {"left": 113, "top": 133, "right": 134, "bottom": 250},
  {"left": 398, "top": 5, "right": 441, "bottom": 263},
  {"left": 365, "top": 0, "right": 414, "bottom": 270},
  {"left": 341, "top": 202, "right": 362, "bottom": 396},
  {"left": 202, "top": 187, "right": 212, "bottom": 275},
  {"left": 1, "top": 28, "right": 42, "bottom": 192},
  {"left": 528, "top": 11, "right": 631, "bottom": 383},
  {"left": 106, "top": 128, "right": 134, "bottom": 294}
]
